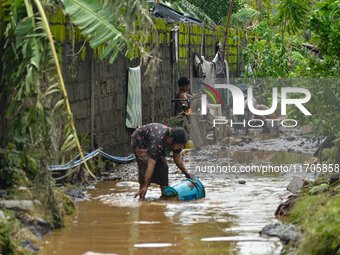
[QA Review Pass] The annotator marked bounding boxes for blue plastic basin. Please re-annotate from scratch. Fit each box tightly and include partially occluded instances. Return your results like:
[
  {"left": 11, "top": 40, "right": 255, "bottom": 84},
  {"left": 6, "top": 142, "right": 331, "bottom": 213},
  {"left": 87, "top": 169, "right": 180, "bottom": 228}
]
[{"left": 162, "top": 178, "right": 205, "bottom": 201}]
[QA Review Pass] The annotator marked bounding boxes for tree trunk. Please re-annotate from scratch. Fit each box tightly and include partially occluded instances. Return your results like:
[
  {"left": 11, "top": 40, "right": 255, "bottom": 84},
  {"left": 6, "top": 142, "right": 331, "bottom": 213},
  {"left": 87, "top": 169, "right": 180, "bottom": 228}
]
[
  {"left": 258, "top": 0, "right": 263, "bottom": 22},
  {"left": 282, "top": 20, "right": 286, "bottom": 43}
]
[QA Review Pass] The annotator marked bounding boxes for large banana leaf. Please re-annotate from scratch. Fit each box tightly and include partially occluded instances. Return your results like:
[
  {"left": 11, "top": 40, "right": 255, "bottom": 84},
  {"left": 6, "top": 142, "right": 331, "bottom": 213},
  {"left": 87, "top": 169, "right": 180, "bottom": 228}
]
[{"left": 62, "top": 0, "right": 136, "bottom": 63}]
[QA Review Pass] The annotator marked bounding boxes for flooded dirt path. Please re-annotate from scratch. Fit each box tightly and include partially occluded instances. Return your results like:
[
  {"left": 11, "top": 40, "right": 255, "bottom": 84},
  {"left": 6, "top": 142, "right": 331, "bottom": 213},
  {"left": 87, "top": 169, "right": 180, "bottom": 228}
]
[{"left": 39, "top": 134, "right": 317, "bottom": 255}]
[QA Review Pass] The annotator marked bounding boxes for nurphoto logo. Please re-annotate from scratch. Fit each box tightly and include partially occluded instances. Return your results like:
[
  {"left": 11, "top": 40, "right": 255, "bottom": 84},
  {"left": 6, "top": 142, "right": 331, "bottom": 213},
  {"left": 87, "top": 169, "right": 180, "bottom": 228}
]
[{"left": 198, "top": 84, "right": 311, "bottom": 128}]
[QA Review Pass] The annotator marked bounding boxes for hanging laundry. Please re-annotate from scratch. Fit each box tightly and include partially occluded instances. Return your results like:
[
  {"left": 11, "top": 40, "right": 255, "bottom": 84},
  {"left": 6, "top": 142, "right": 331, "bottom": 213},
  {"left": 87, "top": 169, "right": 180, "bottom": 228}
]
[{"left": 126, "top": 66, "right": 142, "bottom": 129}]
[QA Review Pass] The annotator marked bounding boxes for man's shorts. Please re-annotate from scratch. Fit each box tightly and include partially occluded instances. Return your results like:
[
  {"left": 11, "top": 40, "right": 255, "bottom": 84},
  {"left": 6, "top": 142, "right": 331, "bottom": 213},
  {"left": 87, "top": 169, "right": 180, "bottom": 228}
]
[{"left": 132, "top": 145, "right": 169, "bottom": 187}]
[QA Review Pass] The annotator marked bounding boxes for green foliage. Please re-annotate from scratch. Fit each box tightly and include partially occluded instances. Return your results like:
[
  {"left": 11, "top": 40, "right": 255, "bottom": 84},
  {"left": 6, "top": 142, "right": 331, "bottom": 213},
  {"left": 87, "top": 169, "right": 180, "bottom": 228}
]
[
  {"left": 291, "top": 60, "right": 340, "bottom": 138},
  {"left": 309, "top": 0, "right": 340, "bottom": 58},
  {"left": 0, "top": 217, "right": 15, "bottom": 255},
  {"left": 167, "top": 0, "right": 215, "bottom": 26},
  {"left": 1, "top": 0, "right": 76, "bottom": 162},
  {"left": 320, "top": 141, "right": 340, "bottom": 166},
  {"left": 184, "top": 0, "right": 244, "bottom": 25},
  {"left": 0, "top": 210, "right": 34, "bottom": 255},
  {"left": 288, "top": 0, "right": 340, "bottom": 147},
  {"left": 62, "top": 192, "right": 77, "bottom": 215},
  {"left": 80, "top": 133, "right": 91, "bottom": 152},
  {"left": 243, "top": 21, "right": 306, "bottom": 78},
  {"left": 309, "top": 183, "right": 329, "bottom": 194},
  {"left": 1, "top": 0, "right": 77, "bottom": 227},
  {"left": 228, "top": 7, "right": 260, "bottom": 29},
  {"left": 2, "top": 0, "right": 154, "bottom": 189},
  {"left": 289, "top": 191, "right": 340, "bottom": 254},
  {"left": 0, "top": 144, "right": 34, "bottom": 189},
  {"left": 244, "top": 0, "right": 274, "bottom": 22},
  {"left": 62, "top": 0, "right": 156, "bottom": 63},
  {"left": 273, "top": 0, "right": 310, "bottom": 37}
]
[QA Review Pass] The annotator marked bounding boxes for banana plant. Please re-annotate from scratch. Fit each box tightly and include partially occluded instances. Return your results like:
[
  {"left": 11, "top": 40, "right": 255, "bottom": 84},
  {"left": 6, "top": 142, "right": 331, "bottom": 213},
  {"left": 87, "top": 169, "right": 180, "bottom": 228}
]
[
  {"left": 1, "top": 0, "right": 156, "bottom": 180},
  {"left": 1, "top": 0, "right": 157, "bottom": 225},
  {"left": 62, "top": 0, "right": 156, "bottom": 62},
  {"left": 1, "top": 0, "right": 70, "bottom": 227}
]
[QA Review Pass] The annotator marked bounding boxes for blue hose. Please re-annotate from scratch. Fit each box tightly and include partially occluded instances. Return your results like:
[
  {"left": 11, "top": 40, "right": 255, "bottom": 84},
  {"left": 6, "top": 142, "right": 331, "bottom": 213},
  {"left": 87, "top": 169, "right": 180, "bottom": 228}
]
[
  {"left": 48, "top": 149, "right": 135, "bottom": 171},
  {"left": 100, "top": 151, "right": 135, "bottom": 163}
]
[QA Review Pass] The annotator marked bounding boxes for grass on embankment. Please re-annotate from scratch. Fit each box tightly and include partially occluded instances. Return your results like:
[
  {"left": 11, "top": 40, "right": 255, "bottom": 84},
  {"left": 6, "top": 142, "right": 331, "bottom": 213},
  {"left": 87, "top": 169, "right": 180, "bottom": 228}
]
[{"left": 288, "top": 178, "right": 340, "bottom": 254}]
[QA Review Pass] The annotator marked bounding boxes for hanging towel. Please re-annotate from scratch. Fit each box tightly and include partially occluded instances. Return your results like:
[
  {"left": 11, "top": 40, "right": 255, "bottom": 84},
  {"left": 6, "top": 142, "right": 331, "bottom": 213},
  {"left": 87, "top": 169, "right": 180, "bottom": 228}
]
[
  {"left": 126, "top": 66, "right": 142, "bottom": 129},
  {"left": 203, "top": 59, "right": 214, "bottom": 86}
]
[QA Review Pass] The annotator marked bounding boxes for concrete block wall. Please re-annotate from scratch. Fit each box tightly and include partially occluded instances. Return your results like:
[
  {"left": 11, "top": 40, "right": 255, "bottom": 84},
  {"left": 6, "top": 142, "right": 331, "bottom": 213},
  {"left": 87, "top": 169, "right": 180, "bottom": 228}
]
[
  {"left": 50, "top": 7, "right": 247, "bottom": 156},
  {"left": 0, "top": 6, "right": 247, "bottom": 156}
]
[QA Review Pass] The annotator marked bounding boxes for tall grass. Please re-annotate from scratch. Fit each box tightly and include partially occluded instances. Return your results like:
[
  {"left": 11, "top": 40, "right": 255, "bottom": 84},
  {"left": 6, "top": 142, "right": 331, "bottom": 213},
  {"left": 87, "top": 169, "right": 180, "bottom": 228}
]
[{"left": 289, "top": 189, "right": 340, "bottom": 254}]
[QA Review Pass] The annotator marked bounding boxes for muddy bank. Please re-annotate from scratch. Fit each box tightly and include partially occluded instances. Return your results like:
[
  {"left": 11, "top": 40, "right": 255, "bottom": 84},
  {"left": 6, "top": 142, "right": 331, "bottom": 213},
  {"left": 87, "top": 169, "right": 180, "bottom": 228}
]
[{"left": 0, "top": 201, "right": 52, "bottom": 253}]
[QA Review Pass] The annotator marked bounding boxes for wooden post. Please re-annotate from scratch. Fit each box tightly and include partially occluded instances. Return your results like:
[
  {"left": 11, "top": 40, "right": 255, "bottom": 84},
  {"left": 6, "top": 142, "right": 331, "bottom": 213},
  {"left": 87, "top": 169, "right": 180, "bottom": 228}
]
[
  {"left": 237, "top": 30, "right": 240, "bottom": 77},
  {"left": 151, "top": 85, "right": 155, "bottom": 123},
  {"left": 222, "top": 0, "right": 235, "bottom": 61},
  {"left": 90, "top": 51, "right": 95, "bottom": 150},
  {"left": 188, "top": 23, "right": 191, "bottom": 82}
]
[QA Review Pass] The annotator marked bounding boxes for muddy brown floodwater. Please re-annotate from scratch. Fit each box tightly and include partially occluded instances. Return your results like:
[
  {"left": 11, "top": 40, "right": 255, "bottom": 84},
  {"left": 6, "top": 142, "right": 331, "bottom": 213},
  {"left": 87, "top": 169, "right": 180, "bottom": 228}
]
[{"left": 39, "top": 134, "right": 317, "bottom": 255}]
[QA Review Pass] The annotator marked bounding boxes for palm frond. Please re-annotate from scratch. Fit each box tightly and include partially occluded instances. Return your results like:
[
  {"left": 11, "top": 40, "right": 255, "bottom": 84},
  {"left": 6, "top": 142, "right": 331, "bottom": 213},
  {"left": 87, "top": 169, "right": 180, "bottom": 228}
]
[
  {"left": 275, "top": 0, "right": 309, "bottom": 35},
  {"left": 229, "top": 8, "right": 260, "bottom": 29}
]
